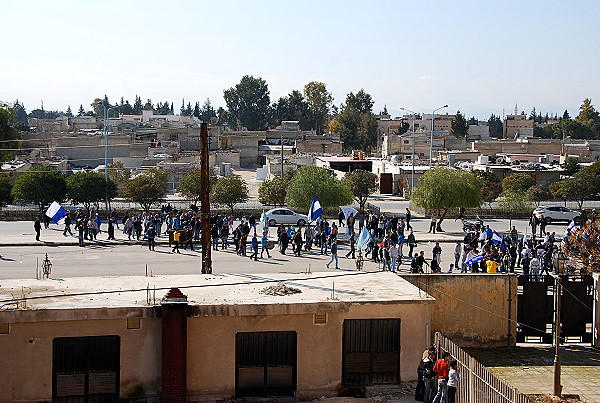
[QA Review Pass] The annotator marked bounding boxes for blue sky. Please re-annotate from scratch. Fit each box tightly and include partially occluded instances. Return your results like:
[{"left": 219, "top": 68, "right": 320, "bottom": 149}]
[{"left": 1, "top": 0, "right": 598, "bottom": 119}]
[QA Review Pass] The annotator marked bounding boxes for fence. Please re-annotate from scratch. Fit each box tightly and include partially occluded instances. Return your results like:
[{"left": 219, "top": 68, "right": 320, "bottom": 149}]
[{"left": 434, "top": 332, "right": 532, "bottom": 403}]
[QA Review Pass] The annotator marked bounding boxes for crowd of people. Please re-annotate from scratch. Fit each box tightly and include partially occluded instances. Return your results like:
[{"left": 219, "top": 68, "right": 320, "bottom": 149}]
[
  {"left": 34, "top": 205, "right": 576, "bottom": 279},
  {"left": 416, "top": 346, "right": 460, "bottom": 403}
]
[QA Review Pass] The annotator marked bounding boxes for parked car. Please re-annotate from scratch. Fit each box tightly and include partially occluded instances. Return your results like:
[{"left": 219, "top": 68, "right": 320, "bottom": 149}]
[
  {"left": 533, "top": 205, "right": 580, "bottom": 223},
  {"left": 265, "top": 208, "right": 309, "bottom": 226}
]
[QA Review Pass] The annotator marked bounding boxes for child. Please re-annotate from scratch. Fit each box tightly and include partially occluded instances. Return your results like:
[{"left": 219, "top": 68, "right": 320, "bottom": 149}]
[
  {"left": 448, "top": 263, "right": 454, "bottom": 273},
  {"left": 448, "top": 360, "right": 460, "bottom": 403}
]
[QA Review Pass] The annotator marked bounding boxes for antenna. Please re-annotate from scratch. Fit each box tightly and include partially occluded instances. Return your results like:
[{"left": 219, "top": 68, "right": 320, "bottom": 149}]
[{"left": 514, "top": 103, "right": 518, "bottom": 116}]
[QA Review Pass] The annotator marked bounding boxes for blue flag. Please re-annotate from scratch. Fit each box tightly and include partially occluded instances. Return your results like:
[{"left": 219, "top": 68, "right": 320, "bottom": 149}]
[
  {"left": 356, "top": 225, "right": 372, "bottom": 251},
  {"left": 45, "top": 201, "right": 68, "bottom": 224},
  {"left": 308, "top": 197, "right": 323, "bottom": 222},
  {"left": 491, "top": 231, "right": 503, "bottom": 245},
  {"left": 466, "top": 254, "right": 485, "bottom": 266}
]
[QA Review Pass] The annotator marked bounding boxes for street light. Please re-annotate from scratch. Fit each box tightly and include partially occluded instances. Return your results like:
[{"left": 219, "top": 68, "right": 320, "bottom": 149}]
[
  {"left": 551, "top": 249, "right": 568, "bottom": 397},
  {"left": 430, "top": 105, "right": 448, "bottom": 168},
  {"left": 400, "top": 107, "right": 417, "bottom": 196},
  {"left": 102, "top": 104, "right": 120, "bottom": 213}
]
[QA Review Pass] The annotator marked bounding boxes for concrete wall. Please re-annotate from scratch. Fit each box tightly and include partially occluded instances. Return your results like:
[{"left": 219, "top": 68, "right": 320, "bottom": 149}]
[
  {"left": 400, "top": 274, "right": 518, "bottom": 347},
  {"left": 186, "top": 302, "right": 431, "bottom": 400},
  {"left": 54, "top": 135, "right": 134, "bottom": 167},
  {"left": 0, "top": 316, "right": 162, "bottom": 402}
]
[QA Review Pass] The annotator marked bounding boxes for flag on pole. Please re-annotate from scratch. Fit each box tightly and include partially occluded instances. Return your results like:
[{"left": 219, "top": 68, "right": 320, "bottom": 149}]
[
  {"left": 565, "top": 219, "right": 577, "bottom": 235},
  {"left": 45, "top": 201, "right": 68, "bottom": 224},
  {"left": 340, "top": 205, "right": 358, "bottom": 221},
  {"left": 491, "top": 231, "right": 503, "bottom": 245},
  {"left": 308, "top": 197, "right": 323, "bottom": 222},
  {"left": 355, "top": 225, "right": 372, "bottom": 251}
]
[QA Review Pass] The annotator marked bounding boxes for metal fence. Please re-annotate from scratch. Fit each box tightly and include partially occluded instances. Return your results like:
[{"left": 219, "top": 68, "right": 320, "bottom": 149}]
[{"left": 434, "top": 332, "right": 532, "bottom": 403}]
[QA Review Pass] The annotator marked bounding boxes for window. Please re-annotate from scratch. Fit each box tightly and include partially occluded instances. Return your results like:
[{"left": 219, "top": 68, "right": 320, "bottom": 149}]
[
  {"left": 53, "top": 336, "right": 120, "bottom": 403},
  {"left": 236, "top": 332, "right": 297, "bottom": 398},
  {"left": 342, "top": 319, "right": 400, "bottom": 386}
]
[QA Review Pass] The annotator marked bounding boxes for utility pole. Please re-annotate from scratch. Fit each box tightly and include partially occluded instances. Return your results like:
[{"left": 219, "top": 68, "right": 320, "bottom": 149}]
[{"left": 200, "top": 122, "right": 212, "bottom": 274}]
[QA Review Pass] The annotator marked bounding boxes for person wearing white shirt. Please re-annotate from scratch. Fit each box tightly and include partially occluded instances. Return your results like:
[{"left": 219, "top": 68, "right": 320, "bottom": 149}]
[
  {"left": 447, "top": 360, "right": 460, "bottom": 403},
  {"left": 389, "top": 244, "right": 399, "bottom": 273}
]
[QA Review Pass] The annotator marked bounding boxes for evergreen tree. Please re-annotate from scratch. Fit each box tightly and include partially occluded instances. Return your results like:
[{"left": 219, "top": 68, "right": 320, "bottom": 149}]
[
  {"left": 529, "top": 107, "right": 536, "bottom": 120},
  {"left": 180, "top": 99, "right": 187, "bottom": 116},
  {"left": 133, "top": 95, "right": 143, "bottom": 114},
  {"left": 66, "top": 106, "right": 72, "bottom": 117},
  {"left": 200, "top": 98, "right": 216, "bottom": 122},
  {"left": 487, "top": 114, "right": 503, "bottom": 138},
  {"left": 193, "top": 102, "right": 200, "bottom": 118},
  {"left": 143, "top": 99, "right": 153, "bottom": 111},
  {"left": 451, "top": 110, "right": 469, "bottom": 137},
  {"left": 170, "top": 102, "right": 174, "bottom": 115},
  {"left": 186, "top": 102, "right": 193, "bottom": 116},
  {"left": 78, "top": 104, "right": 85, "bottom": 117},
  {"left": 563, "top": 110, "right": 571, "bottom": 120}
]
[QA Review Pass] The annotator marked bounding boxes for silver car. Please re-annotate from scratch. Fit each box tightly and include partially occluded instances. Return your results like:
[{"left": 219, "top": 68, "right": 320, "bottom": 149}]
[
  {"left": 533, "top": 205, "right": 580, "bottom": 223},
  {"left": 265, "top": 208, "right": 309, "bottom": 226}
]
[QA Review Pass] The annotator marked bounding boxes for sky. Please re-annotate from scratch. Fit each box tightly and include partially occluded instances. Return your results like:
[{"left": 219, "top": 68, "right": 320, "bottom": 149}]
[{"left": 1, "top": 0, "right": 598, "bottom": 120}]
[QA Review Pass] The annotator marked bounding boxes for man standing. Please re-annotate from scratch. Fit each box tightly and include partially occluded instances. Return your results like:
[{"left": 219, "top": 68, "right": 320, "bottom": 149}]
[
  {"left": 453, "top": 241, "right": 462, "bottom": 270},
  {"left": 407, "top": 230, "right": 417, "bottom": 258},
  {"left": 171, "top": 229, "right": 181, "bottom": 254},
  {"left": 405, "top": 208, "right": 413, "bottom": 231},
  {"left": 147, "top": 225, "right": 156, "bottom": 251},
  {"left": 432, "top": 352, "right": 451, "bottom": 403},
  {"left": 34, "top": 217, "right": 42, "bottom": 241},
  {"left": 428, "top": 212, "right": 437, "bottom": 234},
  {"left": 422, "top": 349, "right": 437, "bottom": 403}
]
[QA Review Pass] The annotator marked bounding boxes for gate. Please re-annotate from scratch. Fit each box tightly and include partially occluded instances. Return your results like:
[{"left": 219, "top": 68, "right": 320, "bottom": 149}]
[
  {"left": 53, "top": 335, "right": 120, "bottom": 403},
  {"left": 517, "top": 275, "right": 594, "bottom": 343},
  {"left": 235, "top": 331, "right": 297, "bottom": 398},
  {"left": 342, "top": 319, "right": 400, "bottom": 386}
]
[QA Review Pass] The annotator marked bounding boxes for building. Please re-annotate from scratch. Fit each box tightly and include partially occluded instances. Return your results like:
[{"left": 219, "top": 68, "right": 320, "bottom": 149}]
[
  {"left": 503, "top": 115, "right": 534, "bottom": 139},
  {"left": 0, "top": 272, "right": 432, "bottom": 402}
]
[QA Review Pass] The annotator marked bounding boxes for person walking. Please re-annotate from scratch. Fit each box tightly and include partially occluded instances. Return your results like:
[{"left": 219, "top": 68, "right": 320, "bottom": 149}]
[
  {"left": 171, "top": 229, "right": 181, "bottom": 254},
  {"left": 249, "top": 233, "right": 259, "bottom": 261},
  {"left": 346, "top": 231, "right": 356, "bottom": 259},
  {"left": 34, "top": 217, "right": 42, "bottom": 241},
  {"left": 63, "top": 212, "right": 73, "bottom": 236},
  {"left": 260, "top": 231, "right": 271, "bottom": 258},
  {"left": 326, "top": 239, "right": 339, "bottom": 269},
  {"left": 407, "top": 230, "right": 417, "bottom": 258},
  {"left": 405, "top": 208, "right": 413, "bottom": 231}
]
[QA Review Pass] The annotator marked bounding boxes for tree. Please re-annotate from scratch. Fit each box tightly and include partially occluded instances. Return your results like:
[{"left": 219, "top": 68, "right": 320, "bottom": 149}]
[
  {"left": 177, "top": 168, "right": 217, "bottom": 206},
  {"left": 78, "top": 104, "right": 85, "bottom": 117},
  {"left": 303, "top": 81, "right": 333, "bottom": 134},
  {"left": 474, "top": 170, "right": 501, "bottom": 210},
  {"left": 345, "top": 89, "right": 373, "bottom": 114},
  {"left": 550, "top": 178, "right": 577, "bottom": 206},
  {"left": 121, "top": 168, "right": 167, "bottom": 212},
  {"left": 223, "top": 75, "right": 270, "bottom": 130},
  {"left": 451, "top": 111, "right": 469, "bottom": 137},
  {"left": 562, "top": 110, "right": 571, "bottom": 120},
  {"left": 342, "top": 169, "right": 378, "bottom": 213},
  {"left": 329, "top": 89, "right": 378, "bottom": 152},
  {"left": 488, "top": 114, "right": 503, "bottom": 138},
  {"left": 0, "top": 103, "right": 21, "bottom": 161},
  {"left": 199, "top": 98, "right": 217, "bottom": 123},
  {"left": 550, "top": 177, "right": 593, "bottom": 209},
  {"left": 67, "top": 172, "right": 117, "bottom": 212},
  {"left": 411, "top": 168, "right": 482, "bottom": 231},
  {"left": 210, "top": 174, "right": 249, "bottom": 214},
  {"left": 269, "top": 90, "right": 310, "bottom": 129},
  {"left": 11, "top": 166, "right": 67, "bottom": 210},
  {"left": 561, "top": 157, "right": 582, "bottom": 176},
  {"left": 527, "top": 185, "right": 551, "bottom": 206},
  {"left": 563, "top": 216, "right": 600, "bottom": 273},
  {"left": 133, "top": 96, "right": 143, "bottom": 114},
  {"left": 395, "top": 121, "right": 410, "bottom": 136},
  {"left": 0, "top": 173, "right": 12, "bottom": 207},
  {"left": 285, "top": 166, "right": 353, "bottom": 210},
  {"left": 258, "top": 176, "right": 288, "bottom": 206},
  {"left": 497, "top": 190, "right": 531, "bottom": 229},
  {"left": 65, "top": 106, "right": 72, "bottom": 117},
  {"left": 108, "top": 161, "right": 130, "bottom": 193},
  {"left": 502, "top": 172, "right": 535, "bottom": 193}
]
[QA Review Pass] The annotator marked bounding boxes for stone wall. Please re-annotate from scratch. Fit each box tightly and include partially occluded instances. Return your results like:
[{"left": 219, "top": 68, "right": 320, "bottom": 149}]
[{"left": 400, "top": 274, "right": 518, "bottom": 347}]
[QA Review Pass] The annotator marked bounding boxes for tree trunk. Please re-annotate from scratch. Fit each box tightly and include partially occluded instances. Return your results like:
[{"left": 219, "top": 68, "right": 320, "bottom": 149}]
[{"left": 436, "top": 208, "right": 448, "bottom": 232}]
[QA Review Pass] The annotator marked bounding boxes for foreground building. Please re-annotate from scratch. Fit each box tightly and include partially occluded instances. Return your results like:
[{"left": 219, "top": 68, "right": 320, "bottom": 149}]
[{"left": 0, "top": 272, "right": 432, "bottom": 402}]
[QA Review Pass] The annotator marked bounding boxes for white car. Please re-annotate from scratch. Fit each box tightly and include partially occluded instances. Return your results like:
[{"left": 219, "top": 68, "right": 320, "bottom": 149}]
[
  {"left": 265, "top": 208, "right": 309, "bottom": 226},
  {"left": 533, "top": 205, "right": 580, "bottom": 223}
]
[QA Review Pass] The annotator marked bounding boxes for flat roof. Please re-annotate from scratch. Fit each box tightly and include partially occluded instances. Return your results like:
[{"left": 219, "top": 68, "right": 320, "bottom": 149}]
[
  {"left": 317, "top": 156, "right": 370, "bottom": 162},
  {"left": 0, "top": 272, "right": 432, "bottom": 314}
]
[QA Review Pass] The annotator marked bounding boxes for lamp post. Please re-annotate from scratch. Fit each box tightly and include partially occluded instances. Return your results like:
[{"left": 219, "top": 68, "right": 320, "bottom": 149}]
[
  {"left": 552, "top": 249, "right": 568, "bottom": 397},
  {"left": 430, "top": 105, "right": 448, "bottom": 168},
  {"left": 400, "top": 107, "right": 417, "bottom": 196},
  {"left": 102, "top": 105, "right": 119, "bottom": 213}
]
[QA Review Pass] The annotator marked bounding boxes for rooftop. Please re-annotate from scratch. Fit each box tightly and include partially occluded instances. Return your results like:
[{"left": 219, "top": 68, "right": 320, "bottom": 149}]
[{"left": 0, "top": 272, "right": 432, "bottom": 317}]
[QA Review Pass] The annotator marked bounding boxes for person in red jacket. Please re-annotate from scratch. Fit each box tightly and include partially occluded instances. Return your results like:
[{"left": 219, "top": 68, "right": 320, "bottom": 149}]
[{"left": 432, "top": 352, "right": 451, "bottom": 403}]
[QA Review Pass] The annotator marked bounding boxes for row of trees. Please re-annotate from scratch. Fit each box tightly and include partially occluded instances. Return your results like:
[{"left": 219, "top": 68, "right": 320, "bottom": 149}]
[{"left": 535, "top": 98, "right": 600, "bottom": 140}]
